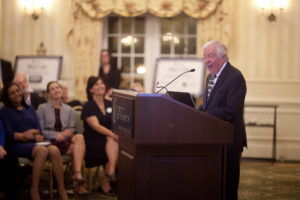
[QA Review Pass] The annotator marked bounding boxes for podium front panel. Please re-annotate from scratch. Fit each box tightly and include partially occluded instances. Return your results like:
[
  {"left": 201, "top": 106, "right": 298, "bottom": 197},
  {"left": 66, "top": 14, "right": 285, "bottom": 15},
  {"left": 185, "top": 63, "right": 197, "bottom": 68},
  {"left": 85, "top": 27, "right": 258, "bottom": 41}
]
[
  {"left": 112, "top": 93, "right": 135, "bottom": 139},
  {"left": 112, "top": 91, "right": 232, "bottom": 200}
]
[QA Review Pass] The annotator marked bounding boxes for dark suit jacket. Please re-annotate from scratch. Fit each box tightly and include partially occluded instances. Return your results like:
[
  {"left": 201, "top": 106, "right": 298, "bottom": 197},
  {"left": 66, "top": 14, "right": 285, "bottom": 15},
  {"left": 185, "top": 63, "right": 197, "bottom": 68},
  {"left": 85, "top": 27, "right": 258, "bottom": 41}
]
[
  {"left": 198, "top": 62, "right": 247, "bottom": 153},
  {"left": 0, "top": 59, "right": 14, "bottom": 88},
  {"left": 30, "top": 92, "right": 47, "bottom": 110}
]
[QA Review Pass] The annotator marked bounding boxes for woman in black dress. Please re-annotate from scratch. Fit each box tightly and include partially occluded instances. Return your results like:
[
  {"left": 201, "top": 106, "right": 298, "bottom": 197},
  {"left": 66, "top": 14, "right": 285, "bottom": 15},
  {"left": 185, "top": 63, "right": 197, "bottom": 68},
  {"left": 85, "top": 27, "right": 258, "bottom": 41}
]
[{"left": 81, "top": 76, "right": 119, "bottom": 194}]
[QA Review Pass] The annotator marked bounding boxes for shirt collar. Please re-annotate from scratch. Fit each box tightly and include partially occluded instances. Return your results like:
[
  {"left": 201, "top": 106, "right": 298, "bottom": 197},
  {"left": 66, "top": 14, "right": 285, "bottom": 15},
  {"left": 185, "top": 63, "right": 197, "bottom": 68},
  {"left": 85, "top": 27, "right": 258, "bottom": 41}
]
[{"left": 215, "top": 61, "right": 227, "bottom": 78}]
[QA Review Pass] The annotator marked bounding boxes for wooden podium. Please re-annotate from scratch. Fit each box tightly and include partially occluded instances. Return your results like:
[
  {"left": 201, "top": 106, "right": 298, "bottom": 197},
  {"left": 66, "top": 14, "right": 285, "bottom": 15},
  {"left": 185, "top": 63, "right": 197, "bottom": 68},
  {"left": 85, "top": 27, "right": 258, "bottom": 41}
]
[{"left": 112, "top": 90, "right": 233, "bottom": 200}]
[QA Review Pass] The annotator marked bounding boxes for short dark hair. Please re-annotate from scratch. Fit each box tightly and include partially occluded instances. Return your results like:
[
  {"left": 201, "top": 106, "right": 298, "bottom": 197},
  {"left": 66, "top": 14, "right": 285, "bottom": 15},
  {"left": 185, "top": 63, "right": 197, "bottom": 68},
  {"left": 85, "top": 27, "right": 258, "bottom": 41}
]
[
  {"left": 86, "top": 76, "right": 104, "bottom": 100},
  {"left": 1, "top": 83, "right": 29, "bottom": 108}
]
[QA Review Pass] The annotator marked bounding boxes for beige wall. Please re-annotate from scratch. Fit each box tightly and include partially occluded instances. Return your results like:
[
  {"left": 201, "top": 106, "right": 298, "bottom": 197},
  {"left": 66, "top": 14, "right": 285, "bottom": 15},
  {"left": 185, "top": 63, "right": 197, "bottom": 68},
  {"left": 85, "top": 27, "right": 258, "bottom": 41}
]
[
  {"left": 229, "top": 0, "right": 300, "bottom": 102},
  {"left": 0, "top": 0, "right": 76, "bottom": 96},
  {"left": 225, "top": 0, "right": 300, "bottom": 161}
]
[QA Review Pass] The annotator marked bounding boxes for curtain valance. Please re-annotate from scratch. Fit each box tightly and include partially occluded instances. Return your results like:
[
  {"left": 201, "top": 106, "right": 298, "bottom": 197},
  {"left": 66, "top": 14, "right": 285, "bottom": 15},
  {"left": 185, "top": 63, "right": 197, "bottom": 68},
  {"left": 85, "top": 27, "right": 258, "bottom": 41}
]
[{"left": 74, "top": 0, "right": 222, "bottom": 19}]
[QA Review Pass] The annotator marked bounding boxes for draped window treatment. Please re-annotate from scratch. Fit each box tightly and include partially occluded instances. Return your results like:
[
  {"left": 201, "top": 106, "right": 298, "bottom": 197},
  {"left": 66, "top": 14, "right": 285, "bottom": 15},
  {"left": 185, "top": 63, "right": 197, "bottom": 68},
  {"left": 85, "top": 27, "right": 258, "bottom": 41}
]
[
  {"left": 74, "top": 0, "right": 223, "bottom": 19},
  {"left": 69, "top": 0, "right": 232, "bottom": 100}
]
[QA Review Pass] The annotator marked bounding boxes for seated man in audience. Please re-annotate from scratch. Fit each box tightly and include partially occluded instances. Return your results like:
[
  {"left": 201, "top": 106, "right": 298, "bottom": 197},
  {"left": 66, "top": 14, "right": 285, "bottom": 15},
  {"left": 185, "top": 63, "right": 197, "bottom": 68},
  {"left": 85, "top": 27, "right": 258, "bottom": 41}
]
[
  {"left": 13, "top": 73, "right": 47, "bottom": 110},
  {"left": 59, "top": 80, "right": 82, "bottom": 109}
]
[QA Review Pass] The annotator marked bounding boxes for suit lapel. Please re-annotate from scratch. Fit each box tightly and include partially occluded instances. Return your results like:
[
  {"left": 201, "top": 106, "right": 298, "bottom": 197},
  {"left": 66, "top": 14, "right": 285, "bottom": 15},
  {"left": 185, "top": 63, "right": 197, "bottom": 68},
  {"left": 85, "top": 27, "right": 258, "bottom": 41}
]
[{"left": 205, "top": 63, "right": 231, "bottom": 106}]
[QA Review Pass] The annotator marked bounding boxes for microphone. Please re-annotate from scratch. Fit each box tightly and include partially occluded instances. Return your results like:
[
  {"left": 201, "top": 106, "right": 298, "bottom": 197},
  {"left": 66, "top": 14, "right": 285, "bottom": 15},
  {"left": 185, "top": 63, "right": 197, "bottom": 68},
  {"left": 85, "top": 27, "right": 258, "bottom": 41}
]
[{"left": 155, "top": 68, "right": 195, "bottom": 94}]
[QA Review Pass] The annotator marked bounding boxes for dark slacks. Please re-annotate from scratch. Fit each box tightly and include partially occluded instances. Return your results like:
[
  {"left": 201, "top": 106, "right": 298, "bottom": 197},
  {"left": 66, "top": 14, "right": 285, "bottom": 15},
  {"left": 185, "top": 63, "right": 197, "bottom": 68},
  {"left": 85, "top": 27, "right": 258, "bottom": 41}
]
[
  {"left": 225, "top": 151, "right": 242, "bottom": 200},
  {"left": 0, "top": 154, "right": 18, "bottom": 200}
]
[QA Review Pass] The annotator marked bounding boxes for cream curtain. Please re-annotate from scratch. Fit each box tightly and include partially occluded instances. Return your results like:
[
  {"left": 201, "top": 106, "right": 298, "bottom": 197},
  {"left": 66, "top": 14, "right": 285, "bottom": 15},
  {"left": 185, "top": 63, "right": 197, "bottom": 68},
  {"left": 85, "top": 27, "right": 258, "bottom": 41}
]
[
  {"left": 74, "top": 0, "right": 223, "bottom": 19},
  {"left": 69, "top": 0, "right": 231, "bottom": 100},
  {"left": 68, "top": 5, "right": 102, "bottom": 101},
  {"left": 197, "top": 0, "right": 231, "bottom": 52}
]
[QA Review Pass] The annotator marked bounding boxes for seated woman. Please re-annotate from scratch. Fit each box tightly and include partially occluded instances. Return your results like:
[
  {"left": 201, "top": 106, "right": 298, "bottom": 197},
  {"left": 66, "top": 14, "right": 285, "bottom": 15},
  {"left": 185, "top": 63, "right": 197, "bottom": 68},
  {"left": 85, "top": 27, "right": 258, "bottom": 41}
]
[
  {"left": 81, "top": 76, "right": 119, "bottom": 194},
  {"left": 0, "top": 83, "right": 68, "bottom": 200},
  {"left": 37, "top": 81, "right": 87, "bottom": 195}
]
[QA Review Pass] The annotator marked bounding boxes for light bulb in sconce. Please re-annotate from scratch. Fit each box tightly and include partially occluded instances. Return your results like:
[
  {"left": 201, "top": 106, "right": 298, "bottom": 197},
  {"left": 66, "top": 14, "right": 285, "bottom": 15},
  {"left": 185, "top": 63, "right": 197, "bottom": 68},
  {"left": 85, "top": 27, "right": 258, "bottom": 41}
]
[
  {"left": 255, "top": 0, "right": 289, "bottom": 22},
  {"left": 20, "top": 0, "right": 52, "bottom": 20}
]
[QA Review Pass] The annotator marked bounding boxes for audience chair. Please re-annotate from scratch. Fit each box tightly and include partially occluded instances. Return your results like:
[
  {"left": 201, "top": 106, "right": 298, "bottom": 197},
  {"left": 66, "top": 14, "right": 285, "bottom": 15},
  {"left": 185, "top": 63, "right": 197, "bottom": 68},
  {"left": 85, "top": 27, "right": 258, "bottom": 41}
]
[
  {"left": 85, "top": 165, "right": 104, "bottom": 192},
  {"left": 72, "top": 106, "right": 84, "bottom": 134},
  {"left": 72, "top": 105, "right": 83, "bottom": 111}
]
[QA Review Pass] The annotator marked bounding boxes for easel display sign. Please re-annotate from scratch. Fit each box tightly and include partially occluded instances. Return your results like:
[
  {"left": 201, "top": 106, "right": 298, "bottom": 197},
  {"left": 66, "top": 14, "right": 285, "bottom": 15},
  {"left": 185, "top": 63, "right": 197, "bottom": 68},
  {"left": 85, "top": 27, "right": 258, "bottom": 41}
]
[
  {"left": 14, "top": 56, "right": 62, "bottom": 91},
  {"left": 153, "top": 58, "right": 206, "bottom": 97}
]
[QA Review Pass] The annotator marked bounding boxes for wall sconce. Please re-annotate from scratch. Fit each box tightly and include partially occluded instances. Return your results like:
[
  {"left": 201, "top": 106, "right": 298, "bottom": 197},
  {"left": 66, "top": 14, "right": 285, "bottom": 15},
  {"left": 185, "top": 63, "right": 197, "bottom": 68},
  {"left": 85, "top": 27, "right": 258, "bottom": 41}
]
[
  {"left": 255, "top": 0, "right": 289, "bottom": 22},
  {"left": 36, "top": 42, "right": 47, "bottom": 55},
  {"left": 20, "top": 0, "right": 52, "bottom": 20}
]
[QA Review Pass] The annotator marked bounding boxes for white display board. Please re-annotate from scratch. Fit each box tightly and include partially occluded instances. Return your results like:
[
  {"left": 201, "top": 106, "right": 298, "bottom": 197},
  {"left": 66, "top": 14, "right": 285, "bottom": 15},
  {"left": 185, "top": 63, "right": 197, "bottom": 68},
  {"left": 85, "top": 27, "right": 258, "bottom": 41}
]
[
  {"left": 153, "top": 58, "right": 206, "bottom": 97},
  {"left": 14, "top": 56, "right": 62, "bottom": 91}
]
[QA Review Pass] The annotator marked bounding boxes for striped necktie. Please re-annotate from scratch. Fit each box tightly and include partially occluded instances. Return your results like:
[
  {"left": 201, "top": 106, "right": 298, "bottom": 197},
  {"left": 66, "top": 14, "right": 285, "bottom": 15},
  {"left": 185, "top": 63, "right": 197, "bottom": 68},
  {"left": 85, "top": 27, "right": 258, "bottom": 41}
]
[{"left": 207, "top": 75, "right": 217, "bottom": 101}]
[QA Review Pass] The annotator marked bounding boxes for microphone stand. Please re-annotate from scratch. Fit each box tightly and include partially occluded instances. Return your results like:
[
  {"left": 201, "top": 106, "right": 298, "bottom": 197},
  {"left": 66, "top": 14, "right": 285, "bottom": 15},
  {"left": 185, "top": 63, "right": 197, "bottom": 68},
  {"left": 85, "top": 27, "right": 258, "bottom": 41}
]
[{"left": 155, "top": 69, "right": 195, "bottom": 94}]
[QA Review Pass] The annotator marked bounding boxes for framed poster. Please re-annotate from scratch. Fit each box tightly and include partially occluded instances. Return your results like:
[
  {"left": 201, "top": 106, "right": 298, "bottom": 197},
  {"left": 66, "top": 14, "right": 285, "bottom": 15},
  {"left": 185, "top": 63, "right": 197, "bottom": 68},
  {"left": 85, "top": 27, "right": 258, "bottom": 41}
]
[
  {"left": 153, "top": 57, "right": 206, "bottom": 97},
  {"left": 14, "top": 56, "right": 62, "bottom": 91}
]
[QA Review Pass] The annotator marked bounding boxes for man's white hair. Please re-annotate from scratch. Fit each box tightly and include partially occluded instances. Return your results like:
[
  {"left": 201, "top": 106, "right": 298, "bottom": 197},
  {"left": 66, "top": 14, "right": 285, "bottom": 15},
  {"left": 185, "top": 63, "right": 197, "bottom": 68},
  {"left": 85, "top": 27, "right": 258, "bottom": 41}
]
[
  {"left": 13, "top": 72, "right": 27, "bottom": 82},
  {"left": 202, "top": 40, "right": 228, "bottom": 60}
]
